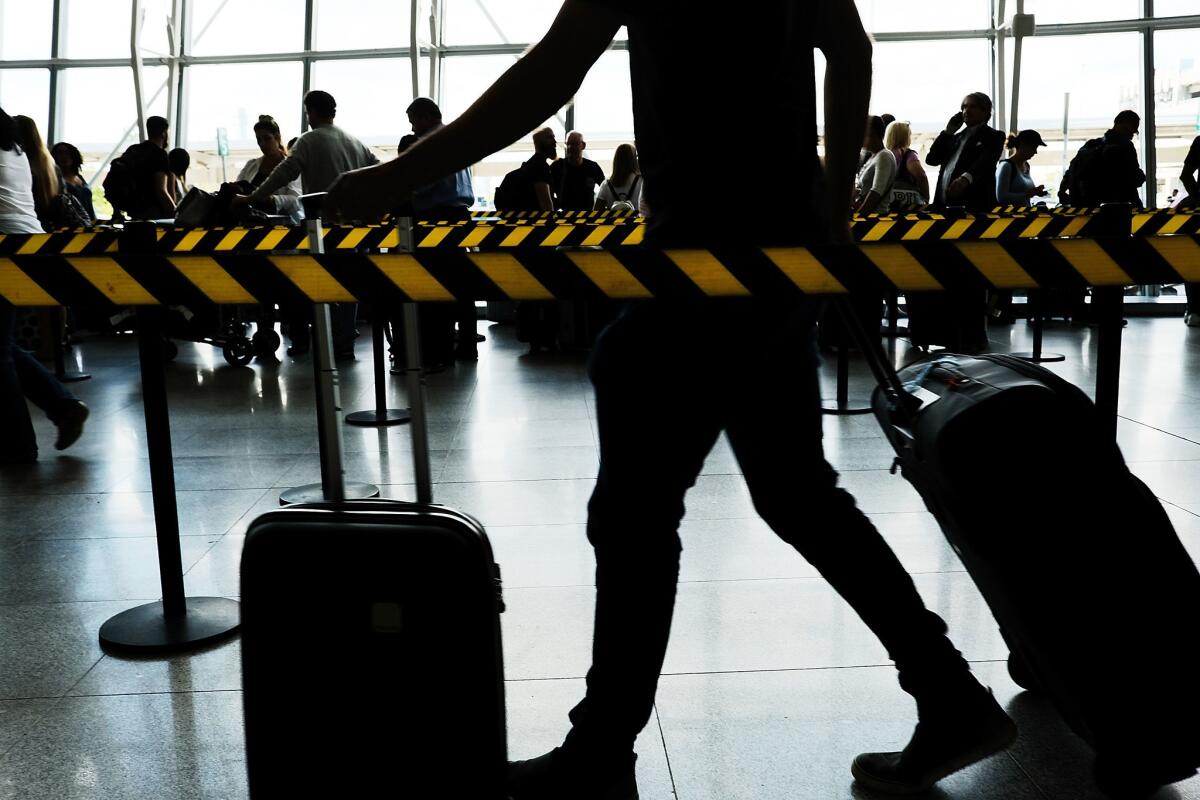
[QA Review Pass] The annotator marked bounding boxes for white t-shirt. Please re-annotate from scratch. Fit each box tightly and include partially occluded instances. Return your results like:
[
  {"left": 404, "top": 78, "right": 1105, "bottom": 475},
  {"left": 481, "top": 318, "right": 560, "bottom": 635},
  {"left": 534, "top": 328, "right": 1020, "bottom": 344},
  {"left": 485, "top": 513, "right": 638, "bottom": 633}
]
[
  {"left": 856, "top": 148, "right": 897, "bottom": 213},
  {"left": 596, "top": 174, "right": 643, "bottom": 210},
  {"left": 0, "top": 146, "right": 45, "bottom": 234}
]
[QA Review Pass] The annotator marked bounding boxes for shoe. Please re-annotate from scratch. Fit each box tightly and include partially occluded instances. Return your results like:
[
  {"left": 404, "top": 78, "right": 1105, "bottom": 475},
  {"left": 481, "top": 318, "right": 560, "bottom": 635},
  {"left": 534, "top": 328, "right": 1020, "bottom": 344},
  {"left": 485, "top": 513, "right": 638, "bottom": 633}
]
[
  {"left": 508, "top": 748, "right": 638, "bottom": 800},
  {"left": 851, "top": 689, "right": 1017, "bottom": 795},
  {"left": 54, "top": 401, "right": 89, "bottom": 451},
  {"left": 454, "top": 346, "right": 478, "bottom": 361},
  {"left": 1185, "top": 312, "right": 1200, "bottom": 328}
]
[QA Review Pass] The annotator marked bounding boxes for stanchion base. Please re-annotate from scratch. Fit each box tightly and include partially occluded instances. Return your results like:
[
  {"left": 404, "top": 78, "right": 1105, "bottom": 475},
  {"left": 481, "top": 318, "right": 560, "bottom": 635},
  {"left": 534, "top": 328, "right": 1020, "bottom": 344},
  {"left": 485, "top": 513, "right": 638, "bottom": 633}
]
[
  {"left": 99, "top": 597, "right": 240, "bottom": 653},
  {"left": 821, "top": 401, "right": 874, "bottom": 416},
  {"left": 279, "top": 480, "right": 380, "bottom": 506},
  {"left": 345, "top": 408, "right": 411, "bottom": 427},
  {"left": 57, "top": 371, "right": 92, "bottom": 383},
  {"left": 1011, "top": 352, "right": 1066, "bottom": 363}
]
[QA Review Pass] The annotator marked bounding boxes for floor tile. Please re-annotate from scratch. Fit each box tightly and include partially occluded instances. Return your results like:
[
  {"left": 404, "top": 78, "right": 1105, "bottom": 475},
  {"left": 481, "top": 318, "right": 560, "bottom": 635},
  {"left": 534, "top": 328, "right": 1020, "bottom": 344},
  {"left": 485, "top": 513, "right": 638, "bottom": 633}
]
[
  {"left": 68, "top": 638, "right": 242, "bottom": 697},
  {"left": 0, "top": 691, "right": 248, "bottom": 800},
  {"left": 441, "top": 445, "right": 599, "bottom": 483},
  {"left": 111, "top": 455, "right": 303, "bottom": 493},
  {"left": 655, "top": 666, "right": 1042, "bottom": 800},
  {"left": 0, "top": 601, "right": 133, "bottom": 699},
  {"left": 26, "top": 489, "right": 267, "bottom": 541},
  {"left": 505, "top": 678, "right": 676, "bottom": 799},
  {"left": 0, "top": 699, "right": 56, "bottom": 757},
  {"left": 0, "top": 536, "right": 217, "bottom": 605},
  {"left": 432, "top": 479, "right": 597, "bottom": 527}
]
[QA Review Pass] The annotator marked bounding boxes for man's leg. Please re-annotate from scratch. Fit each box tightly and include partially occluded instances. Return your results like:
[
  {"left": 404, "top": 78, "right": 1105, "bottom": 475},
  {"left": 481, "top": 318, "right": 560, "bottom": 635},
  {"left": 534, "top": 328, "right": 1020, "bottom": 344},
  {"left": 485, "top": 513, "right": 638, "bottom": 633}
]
[
  {"left": 723, "top": 316, "right": 1014, "bottom": 794},
  {"left": 9, "top": 327, "right": 87, "bottom": 451},
  {"left": 509, "top": 304, "right": 724, "bottom": 797}
]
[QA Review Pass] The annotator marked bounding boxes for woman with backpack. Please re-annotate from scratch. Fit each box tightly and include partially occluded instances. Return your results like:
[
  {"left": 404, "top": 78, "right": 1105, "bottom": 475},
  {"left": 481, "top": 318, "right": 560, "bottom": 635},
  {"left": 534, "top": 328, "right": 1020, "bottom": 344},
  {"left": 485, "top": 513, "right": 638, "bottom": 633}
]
[
  {"left": 14, "top": 115, "right": 90, "bottom": 231},
  {"left": 594, "top": 143, "right": 642, "bottom": 212},
  {"left": 50, "top": 142, "right": 96, "bottom": 224}
]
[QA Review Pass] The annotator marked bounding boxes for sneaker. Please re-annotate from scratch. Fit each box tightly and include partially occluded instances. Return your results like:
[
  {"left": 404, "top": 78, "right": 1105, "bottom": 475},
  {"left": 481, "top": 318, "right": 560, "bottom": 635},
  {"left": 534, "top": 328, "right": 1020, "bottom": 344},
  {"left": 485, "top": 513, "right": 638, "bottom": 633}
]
[
  {"left": 1185, "top": 312, "right": 1200, "bottom": 328},
  {"left": 54, "top": 401, "right": 89, "bottom": 451},
  {"left": 851, "top": 690, "right": 1017, "bottom": 795},
  {"left": 508, "top": 748, "right": 638, "bottom": 800}
]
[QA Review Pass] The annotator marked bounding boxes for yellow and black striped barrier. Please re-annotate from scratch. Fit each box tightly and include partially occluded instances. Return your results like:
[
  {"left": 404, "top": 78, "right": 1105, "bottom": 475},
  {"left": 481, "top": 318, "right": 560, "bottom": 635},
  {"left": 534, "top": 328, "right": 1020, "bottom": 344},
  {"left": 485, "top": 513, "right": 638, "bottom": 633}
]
[
  {"left": 1, "top": 207, "right": 1196, "bottom": 258},
  {"left": 1, "top": 233, "right": 1197, "bottom": 308}
]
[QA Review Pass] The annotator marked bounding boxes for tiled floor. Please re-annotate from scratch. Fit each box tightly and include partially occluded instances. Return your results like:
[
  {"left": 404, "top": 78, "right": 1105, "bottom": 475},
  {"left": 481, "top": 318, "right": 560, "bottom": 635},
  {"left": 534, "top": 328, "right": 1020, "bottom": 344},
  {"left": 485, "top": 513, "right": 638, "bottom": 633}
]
[{"left": 2, "top": 314, "right": 1200, "bottom": 799}]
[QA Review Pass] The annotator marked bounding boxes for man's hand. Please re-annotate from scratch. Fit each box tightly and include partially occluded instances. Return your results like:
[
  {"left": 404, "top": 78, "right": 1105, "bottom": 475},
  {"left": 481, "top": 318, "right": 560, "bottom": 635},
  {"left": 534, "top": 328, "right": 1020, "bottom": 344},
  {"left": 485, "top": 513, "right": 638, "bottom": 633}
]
[
  {"left": 1027, "top": 184, "right": 1047, "bottom": 198},
  {"left": 945, "top": 111, "right": 964, "bottom": 135},
  {"left": 324, "top": 164, "right": 405, "bottom": 223},
  {"left": 947, "top": 176, "right": 970, "bottom": 200}
]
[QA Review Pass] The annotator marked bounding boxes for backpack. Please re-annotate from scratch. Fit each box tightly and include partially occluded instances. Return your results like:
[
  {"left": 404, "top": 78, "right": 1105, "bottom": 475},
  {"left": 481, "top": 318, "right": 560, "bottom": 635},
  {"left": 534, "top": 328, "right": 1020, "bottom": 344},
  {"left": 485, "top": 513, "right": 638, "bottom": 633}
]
[
  {"left": 608, "top": 175, "right": 640, "bottom": 211},
  {"left": 102, "top": 143, "right": 155, "bottom": 213},
  {"left": 1062, "top": 137, "right": 1106, "bottom": 207},
  {"left": 493, "top": 163, "right": 540, "bottom": 212}
]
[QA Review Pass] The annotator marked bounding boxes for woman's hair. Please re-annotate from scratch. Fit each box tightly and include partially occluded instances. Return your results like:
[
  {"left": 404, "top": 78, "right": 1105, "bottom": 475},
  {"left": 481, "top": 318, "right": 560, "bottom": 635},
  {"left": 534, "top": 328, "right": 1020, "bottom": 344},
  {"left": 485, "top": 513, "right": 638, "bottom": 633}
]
[
  {"left": 884, "top": 120, "right": 912, "bottom": 152},
  {"left": 50, "top": 142, "right": 84, "bottom": 176},
  {"left": 610, "top": 143, "right": 640, "bottom": 187},
  {"left": 14, "top": 115, "right": 59, "bottom": 207},
  {"left": 168, "top": 147, "right": 190, "bottom": 177},
  {"left": 253, "top": 114, "right": 287, "bottom": 155},
  {"left": 867, "top": 115, "right": 886, "bottom": 142},
  {"left": 0, "top": 106, "right": 19, "bottom": 152}
]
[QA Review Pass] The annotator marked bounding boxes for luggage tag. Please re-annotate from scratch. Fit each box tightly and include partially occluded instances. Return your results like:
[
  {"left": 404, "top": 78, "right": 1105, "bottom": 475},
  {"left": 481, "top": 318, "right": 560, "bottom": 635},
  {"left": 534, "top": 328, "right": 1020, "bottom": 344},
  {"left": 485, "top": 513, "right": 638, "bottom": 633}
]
[{"left": 908, "top": 385, "right": 942, "bottom": 409}]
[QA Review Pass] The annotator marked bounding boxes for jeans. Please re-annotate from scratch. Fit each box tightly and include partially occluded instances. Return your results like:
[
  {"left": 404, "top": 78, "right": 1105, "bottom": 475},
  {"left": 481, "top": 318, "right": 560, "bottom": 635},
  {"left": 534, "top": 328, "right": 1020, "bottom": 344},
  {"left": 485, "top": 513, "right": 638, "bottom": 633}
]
[
  {"left": 563, "top": 298, "right": 967, "bottom": 757},
  {"left": 0, "top": 304, "right": 77, "bottom": 458}
]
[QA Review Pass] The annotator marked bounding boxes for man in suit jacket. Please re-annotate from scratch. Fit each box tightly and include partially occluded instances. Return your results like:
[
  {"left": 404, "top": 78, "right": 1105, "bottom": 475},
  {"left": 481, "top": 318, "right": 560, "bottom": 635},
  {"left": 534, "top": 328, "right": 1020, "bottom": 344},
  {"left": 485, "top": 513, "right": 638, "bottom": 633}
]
[{"left": 926, "top": 92, "right": 1006, "bottom": 210}]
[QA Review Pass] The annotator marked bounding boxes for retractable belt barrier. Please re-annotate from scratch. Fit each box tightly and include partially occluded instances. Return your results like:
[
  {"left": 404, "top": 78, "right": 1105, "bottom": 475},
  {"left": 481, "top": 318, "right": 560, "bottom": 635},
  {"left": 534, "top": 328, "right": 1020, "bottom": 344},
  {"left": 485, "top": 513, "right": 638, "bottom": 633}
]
[{"left": 0, "top": 207, "right": 1196, "bottom": 308}]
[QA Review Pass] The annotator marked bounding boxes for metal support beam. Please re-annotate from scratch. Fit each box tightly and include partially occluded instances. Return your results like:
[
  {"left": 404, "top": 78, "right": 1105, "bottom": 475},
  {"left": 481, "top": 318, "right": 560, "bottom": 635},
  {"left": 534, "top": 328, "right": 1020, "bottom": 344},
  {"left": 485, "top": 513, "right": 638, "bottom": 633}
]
[
  {"left": 301, "top": 0, "right": 314, "bottom": 133},
  {"left": 130, "top": 0, "right": 147, "bottom": 141},
  {"left": 1142, "top": 0, "right": 1157, "bottom": 209},
  {"left": 47, "top": 0, "right": 64, "bottom": 142},
  {"left": 410, "top": 0, "right": 420, "bottom": 98}
]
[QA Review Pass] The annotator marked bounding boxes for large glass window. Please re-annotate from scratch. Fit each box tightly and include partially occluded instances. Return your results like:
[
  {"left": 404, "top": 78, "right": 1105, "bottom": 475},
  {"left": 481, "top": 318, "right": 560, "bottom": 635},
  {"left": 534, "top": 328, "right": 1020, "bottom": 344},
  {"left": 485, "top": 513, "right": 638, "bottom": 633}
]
[
  {"left": 62, "top": 0, "right": 134, "bottom": 59},
  {"left": 314, "top": 0, "right": 413, "bottom": 50},
  {"left": 0, "top": 0, "right": 53, "bottom": 60},
  {"left": 1154, "top": 28, "right": 1200, "bottom": 207},
  {"left": 0, "top": 69, "right": 50, "bottom": 139},
  {"left": 854, "top": 1, "right": 988, "bottom": 32},
  {"left": 184, "top": 61, "right": 304, "bottom": 191},
  {"left": 310, "top": 58, "right": 421, "bottom": 147},
  {"left": 1016, "top": 32, "right": 1144, "bottom": 205},
  {"left": 1022, "top": 0, "right": 1142, "bottom": 24},
  {"left": 1155, "top": 1, "right": 1200, "bottom": 16},
  {"left": 443, "top": 0, "right": 562, "bottom": 45},
  {"left": 573, "top": 50, "right": 634, "bottom": 143},
  {"left": 188, "top": 0, "right": 304, "bottom": 56},
  {"left": 59, "top": 67, "right": 170, "bottom": 155}
]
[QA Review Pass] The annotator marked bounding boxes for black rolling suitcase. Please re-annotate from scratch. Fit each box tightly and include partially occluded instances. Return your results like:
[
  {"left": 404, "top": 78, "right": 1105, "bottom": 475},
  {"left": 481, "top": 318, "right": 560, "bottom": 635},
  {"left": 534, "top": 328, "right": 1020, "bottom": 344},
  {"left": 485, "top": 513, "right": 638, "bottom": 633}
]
[
  {"left": 868, "top": 350, "right": 1200, "bottom": 798},
  {"left": 241, "top": 499, "right": 507, "bottom": 798}
]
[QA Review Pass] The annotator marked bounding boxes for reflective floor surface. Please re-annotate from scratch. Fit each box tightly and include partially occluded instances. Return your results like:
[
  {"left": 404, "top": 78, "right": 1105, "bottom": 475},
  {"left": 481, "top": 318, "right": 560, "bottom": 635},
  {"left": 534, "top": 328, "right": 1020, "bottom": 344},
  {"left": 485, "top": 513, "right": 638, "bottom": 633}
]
[{"left": 1, "top": 314, "right": 1199, "bottom": 799}]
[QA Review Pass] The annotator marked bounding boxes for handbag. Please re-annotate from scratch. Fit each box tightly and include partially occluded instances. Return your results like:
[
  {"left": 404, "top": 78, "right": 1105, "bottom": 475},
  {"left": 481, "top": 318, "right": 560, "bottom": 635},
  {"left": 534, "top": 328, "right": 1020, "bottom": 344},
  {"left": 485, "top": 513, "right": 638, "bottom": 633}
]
[{"left": 174, "top": 186, "right": 218, "bottom": 227}]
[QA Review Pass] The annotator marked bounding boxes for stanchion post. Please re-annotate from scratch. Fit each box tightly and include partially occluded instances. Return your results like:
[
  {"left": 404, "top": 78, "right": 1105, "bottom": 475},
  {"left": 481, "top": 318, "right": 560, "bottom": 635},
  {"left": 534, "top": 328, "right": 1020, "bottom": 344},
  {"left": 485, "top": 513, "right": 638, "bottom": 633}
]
[
  {"left": 821, "top": 298, "right": 874, "bottom": 416},
  {"left": 98, "top": 221, "right": 240, "bottom": 652},
  {"left": 1012, "top": 290, "right": 1065, "bottom": 364},
  {"left": 345, "top": 310, "right": 411, "bottom": 427},
  {"left": 396, "top": 217, "right": 434, "bottom": 504},
  {"left": 279, "top": 218, "right": 379, "bottom": 505}
]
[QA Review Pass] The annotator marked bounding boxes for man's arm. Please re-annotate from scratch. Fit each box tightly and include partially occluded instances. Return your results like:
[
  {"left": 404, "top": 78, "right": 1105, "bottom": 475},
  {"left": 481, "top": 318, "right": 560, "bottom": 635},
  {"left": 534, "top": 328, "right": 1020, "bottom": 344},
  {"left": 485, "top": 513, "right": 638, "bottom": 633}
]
[
  {"left": 154, "top": 172, "right": 176, "bottom": 213},
  {"left": 814, "top": 0, "right": 872, "bottom": 241},
  {"left": 249, "top": 145, "right": 305, "bottom": 202},
  {"left": 536, "top": 181, "right": 555, "bottom": 212},
  {"left": 326, "top": 0, "right": 622, "bottom": 220},
  {"left": 925, "top": 131, "right": 957, "bottom": 167}
]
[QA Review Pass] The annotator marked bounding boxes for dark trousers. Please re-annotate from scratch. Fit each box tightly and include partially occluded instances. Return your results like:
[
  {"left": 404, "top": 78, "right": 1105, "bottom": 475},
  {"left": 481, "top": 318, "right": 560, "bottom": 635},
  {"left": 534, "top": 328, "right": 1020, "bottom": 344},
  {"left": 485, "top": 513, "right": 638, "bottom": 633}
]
[
  {"left": 1187, "top": 284, "right": 1199, "bottom": 315},
  {"left": 564, "top": 299, "right": 967, "bottom": 756},
  {"left": 0, "top": 304, "right": 76, "bottom": 458}
]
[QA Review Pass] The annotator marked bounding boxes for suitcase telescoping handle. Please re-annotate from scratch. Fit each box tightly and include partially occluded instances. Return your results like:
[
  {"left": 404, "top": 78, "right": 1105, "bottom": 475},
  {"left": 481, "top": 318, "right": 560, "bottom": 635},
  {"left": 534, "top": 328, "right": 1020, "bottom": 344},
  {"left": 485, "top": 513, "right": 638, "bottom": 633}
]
[
  {"left": 831, "top": 295, "right": 921, "bottom": 431},
  {"left": 396, "top": 217, "right": 435, "bottom": 504}
]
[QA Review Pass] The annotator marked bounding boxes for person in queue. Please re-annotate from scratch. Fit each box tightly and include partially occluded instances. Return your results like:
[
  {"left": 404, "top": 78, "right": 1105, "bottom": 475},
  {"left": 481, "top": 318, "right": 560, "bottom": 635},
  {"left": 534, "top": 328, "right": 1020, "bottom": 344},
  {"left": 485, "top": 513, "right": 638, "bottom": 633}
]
[
  {"left": 551, "top": 130, "right": 605, "bottom": 212},
  {"left": 996, "top": 129, "right": 1048, "bottom": 208},
  {"left": 853, "top": 114, "right": 896, "bottom": 215},
  {"left": 1180, "top": 135, "right": 1199, "bottom": 327},
  {"left": 50, "top": 141, "right": 96, "bottom": 223},
  {"left": 323, "top": 2, "right": 1016, "bottom": 798},
  {"left": 405, "top": 96, "right": 479, "bottom": 362},
  {"left": 235, "top": 115, "right": 302, "bottom": 223},
  {"left": 0, "top": 106, "right": 88, "bottom": 465},
  {"left": 594, "top": 142, "right": 642, "bottom": 212},
  {"left": 235, "top": 90, "right": 378, "bottom": 358},
  {"left": 885, "top": 120, "right": 930, "bottom": 208},
  {"left": 925, "top": 92, "right": 1005, "bottom": 210}
]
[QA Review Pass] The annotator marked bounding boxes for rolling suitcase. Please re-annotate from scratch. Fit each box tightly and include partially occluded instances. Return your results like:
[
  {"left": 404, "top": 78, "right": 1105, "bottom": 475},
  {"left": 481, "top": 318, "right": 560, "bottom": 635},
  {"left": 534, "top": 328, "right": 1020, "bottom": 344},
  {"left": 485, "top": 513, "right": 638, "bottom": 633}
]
[
  {"left": 241, "top": 500, "right": 507, "bottom": 798},
  {"left": 867, "top": 349, "right": 1200, "bottom": 798}
]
